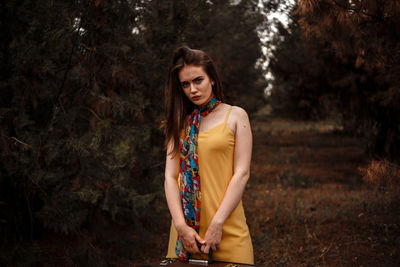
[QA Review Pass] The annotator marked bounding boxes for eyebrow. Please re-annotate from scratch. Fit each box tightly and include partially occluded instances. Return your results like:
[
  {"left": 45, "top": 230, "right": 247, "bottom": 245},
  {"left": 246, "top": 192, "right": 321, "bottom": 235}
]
[{"left": 181, "top": 76, "right": 203, "bottom": 82}]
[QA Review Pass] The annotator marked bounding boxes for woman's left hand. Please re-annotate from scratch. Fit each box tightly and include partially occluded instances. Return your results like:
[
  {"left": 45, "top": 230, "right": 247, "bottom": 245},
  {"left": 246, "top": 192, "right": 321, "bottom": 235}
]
[{"left": 201, "top": 221, "right": 223, "bottom": 254}]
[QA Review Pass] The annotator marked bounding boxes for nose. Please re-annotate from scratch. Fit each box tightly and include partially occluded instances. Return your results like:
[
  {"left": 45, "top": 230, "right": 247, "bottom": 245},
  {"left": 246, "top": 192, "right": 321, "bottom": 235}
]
[{"left": 190, "top": 83, "right": 198, "bottom": 94}]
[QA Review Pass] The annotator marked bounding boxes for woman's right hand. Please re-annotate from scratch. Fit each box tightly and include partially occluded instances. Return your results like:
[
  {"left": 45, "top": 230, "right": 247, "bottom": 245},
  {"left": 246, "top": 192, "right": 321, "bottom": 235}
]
[
  {"left": 164, "top": 140, "right": 204, "bottom": 254},
  {"left": 176, "top": 223, "right": 205, "bottom": 254}
]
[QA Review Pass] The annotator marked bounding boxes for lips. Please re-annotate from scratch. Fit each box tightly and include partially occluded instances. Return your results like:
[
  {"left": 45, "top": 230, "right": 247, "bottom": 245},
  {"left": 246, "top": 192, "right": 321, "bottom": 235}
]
[{"left": 192, "top": 96, "right": 201, "bottom": 101}]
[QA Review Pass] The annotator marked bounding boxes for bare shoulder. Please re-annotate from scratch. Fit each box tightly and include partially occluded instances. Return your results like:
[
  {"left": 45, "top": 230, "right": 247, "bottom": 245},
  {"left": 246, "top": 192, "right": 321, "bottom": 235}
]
[
  {"left": 228, "top": 106, "right": 251, "bottom": 135},
  {"left": 230, "top": 105, "right": 250, "bottom": 123}
]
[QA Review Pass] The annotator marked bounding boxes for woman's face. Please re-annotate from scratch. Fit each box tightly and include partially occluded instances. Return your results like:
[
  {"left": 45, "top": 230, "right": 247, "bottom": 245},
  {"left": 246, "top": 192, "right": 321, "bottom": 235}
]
[{"left": 178, "top": 65, "right": 214, "bottom": 106}]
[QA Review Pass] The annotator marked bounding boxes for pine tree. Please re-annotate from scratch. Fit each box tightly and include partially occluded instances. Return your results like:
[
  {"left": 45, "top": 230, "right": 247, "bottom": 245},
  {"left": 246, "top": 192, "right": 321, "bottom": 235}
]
[
  {"left": 296, "top": 0, "right": 400, "bottom": 159},
  {"left": 0, "top": 0, "right": 268, "bottom": 264},
  {"left": 269, "top": 0, "right": 400, "bottom": 159}
]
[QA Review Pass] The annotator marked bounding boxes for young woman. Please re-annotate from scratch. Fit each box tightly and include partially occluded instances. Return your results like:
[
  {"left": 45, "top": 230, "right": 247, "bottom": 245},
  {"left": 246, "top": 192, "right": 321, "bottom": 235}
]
[{"left": 163, "top": 46, "right": 254, "bottom": 264}]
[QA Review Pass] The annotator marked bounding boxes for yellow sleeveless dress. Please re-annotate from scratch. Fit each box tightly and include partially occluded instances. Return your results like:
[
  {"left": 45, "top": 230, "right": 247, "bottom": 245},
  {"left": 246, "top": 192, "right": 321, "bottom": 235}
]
[{"left": 166, "top": 106, "right": 254, "bottom": 264}]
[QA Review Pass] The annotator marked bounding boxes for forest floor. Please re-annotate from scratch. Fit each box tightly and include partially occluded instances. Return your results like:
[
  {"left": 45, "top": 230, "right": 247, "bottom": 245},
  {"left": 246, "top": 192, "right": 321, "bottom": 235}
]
[
  {"left": 244, "top": 118, "right": 400, "bottom": 266},
  {"left": 25, "top": 117, "right": 400, "bottom": 266},
  {"left": 136, "top": 117, "right": 400, "bottom": 266}
]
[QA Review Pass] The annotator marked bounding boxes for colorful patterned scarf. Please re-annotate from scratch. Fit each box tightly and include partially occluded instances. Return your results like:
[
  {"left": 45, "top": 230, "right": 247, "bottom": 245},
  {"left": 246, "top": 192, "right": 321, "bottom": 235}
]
[{"left": 176, "top": 97, "right": 221, "bottom": 261}]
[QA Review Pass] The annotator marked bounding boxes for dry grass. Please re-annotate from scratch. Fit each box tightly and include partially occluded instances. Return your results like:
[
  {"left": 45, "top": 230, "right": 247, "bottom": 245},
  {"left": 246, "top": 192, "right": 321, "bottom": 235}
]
[{"left": 359, "top": 159, "right": 400, "bottom": 193}]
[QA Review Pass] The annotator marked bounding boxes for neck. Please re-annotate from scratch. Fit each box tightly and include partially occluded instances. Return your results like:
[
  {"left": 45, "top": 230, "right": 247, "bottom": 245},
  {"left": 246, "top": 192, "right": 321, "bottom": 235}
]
[
  {"left": 198, "top": 97, "right": 221, "bottom": 116},
  {"left": 198, "top": 95, "right": 215, "bottom": 108}
]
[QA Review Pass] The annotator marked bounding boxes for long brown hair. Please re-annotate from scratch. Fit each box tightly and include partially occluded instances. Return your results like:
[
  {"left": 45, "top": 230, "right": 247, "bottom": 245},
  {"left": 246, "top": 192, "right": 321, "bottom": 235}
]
[{"left": 163, "top": 45, "right": 224, "bottom": 154}]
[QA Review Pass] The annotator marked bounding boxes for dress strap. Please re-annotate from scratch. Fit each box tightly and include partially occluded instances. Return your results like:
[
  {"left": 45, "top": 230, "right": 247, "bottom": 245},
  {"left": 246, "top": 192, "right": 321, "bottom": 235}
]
[{"left": 224, "top": 106, "right": 233, "bottom": 123}]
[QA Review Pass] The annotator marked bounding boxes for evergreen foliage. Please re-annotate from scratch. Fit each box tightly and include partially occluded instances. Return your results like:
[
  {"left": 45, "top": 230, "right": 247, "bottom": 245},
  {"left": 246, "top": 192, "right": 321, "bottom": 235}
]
[
  {"left": 0, "top": 0, "right": 268, "bottom": 264},
  {"left": 269, "top": 0, "right": 400, "bottom": 160}
]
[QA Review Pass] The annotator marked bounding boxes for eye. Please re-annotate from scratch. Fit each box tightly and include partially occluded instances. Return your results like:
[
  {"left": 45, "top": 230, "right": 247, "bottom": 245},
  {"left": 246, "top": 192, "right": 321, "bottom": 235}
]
[
  {"left": 180, "top": 81, "right": 189, "bottom": 88},
  {"left": 194, "top": 77, "right": 203, "bottom": 84}
]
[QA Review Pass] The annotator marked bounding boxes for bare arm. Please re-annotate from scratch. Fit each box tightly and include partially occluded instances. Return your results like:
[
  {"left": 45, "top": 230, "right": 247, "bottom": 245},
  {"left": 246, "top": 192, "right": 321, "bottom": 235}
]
[
  {"left": 164, "top": 141, "right": 204, "bottom": 254},
  {"left": 164, "top": 143, "right": 185, "bottom": 230},
  {"left": 201, "top": 106, "right": 252, "bottom": 253}
]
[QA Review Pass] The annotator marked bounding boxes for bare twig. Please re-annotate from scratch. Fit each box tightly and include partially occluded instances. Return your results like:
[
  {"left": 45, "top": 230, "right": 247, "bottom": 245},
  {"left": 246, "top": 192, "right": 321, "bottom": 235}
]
[
  {"left": 10, "top": 136, "right": 33, "bottom": 149},
  {"left": 86, "top": 107, "right": 103, "bottom": 121}
]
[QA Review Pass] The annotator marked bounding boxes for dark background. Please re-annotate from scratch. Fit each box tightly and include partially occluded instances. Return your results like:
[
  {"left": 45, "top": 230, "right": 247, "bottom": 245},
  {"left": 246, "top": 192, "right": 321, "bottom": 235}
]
[{"left": 1, "top": 0, "right": 399, "bottom": 266}]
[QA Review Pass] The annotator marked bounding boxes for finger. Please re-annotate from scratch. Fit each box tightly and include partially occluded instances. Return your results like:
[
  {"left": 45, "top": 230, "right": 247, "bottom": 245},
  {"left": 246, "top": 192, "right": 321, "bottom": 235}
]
[
  {"left": 211, "top": 244, "right": 217, "bottom": 252},
  {"left": 204, "top": 244, "right": 210, "bottom": 254},
  {"left": 183, "top": 240, "right": 198, "bottom": 254},
  {"left": 200, "top": 244, "right": 206, "bottom": 253},
  {"left": 192, "top": 242, "right": 201, "bottom": 254},
  {"left": 194, "top": 233, "right": 205, "bottom": 244},
  {"left": 185, "top": 244, "right": 194, "bottom": 254},
  {"left": 183, "top": 243, "right": 193, "bottom": 253}
]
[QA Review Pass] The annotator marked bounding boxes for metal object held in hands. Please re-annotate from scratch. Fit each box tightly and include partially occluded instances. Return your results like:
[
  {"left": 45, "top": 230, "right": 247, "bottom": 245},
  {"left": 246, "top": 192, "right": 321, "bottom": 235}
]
[{"left": 188, "top": 249, "right": 213, "bottom": 265}]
